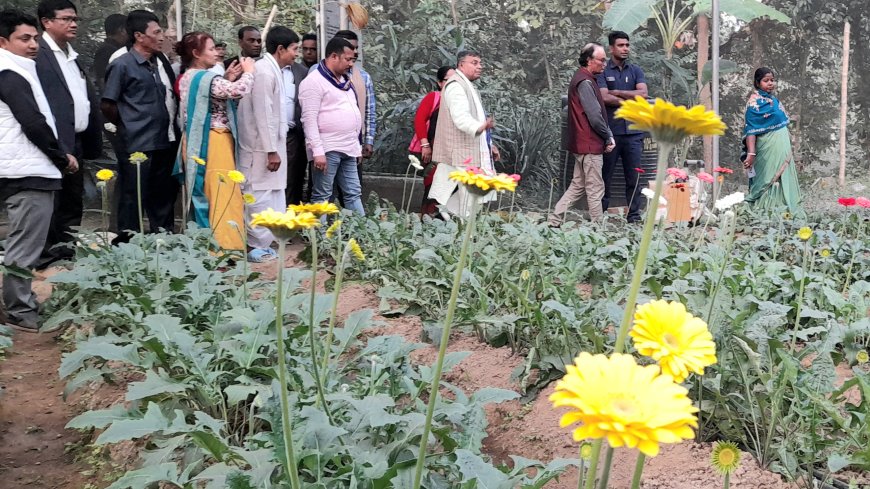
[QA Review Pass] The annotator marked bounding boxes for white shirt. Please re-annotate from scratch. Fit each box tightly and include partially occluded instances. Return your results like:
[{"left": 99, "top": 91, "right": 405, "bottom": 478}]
[
  {"left": 209, "top": 63, "right": 226, "bottom": 76},
  {"left": 281, "top": 66, "right": 296, "bottom": 129},
  {"left": 442, "top": 71, "right": 492, "bottom": 170},
  {"left": 43, "top": 34, "right": 89, "bottom": 132},
  {"left": 108, "top": 47, "right": 177, "bottom": 142}
]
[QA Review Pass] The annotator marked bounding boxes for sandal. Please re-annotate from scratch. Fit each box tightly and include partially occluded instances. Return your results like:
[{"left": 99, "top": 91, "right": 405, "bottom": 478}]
[{"left": 247, "top": 248, "right": 277, "bottom": 263}]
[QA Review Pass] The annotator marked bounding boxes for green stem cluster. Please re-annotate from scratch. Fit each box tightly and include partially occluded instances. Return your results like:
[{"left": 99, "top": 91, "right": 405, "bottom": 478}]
[{"left": 135, "top": 163, "right": 144, "bottom": 234}]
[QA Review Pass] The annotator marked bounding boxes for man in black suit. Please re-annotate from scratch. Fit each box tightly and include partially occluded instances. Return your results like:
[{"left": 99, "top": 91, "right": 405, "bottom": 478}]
[
  {"left": 224, "top": 26, "right": 261, "bottom": 68},
  {"left": 35, "top": 0, "right": 101, "bottom": 265}
]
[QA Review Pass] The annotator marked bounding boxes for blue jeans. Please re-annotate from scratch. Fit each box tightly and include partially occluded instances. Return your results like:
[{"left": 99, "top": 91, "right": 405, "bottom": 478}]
[{"left": 311, "top": 151, "right": 365, "bottom": 215}]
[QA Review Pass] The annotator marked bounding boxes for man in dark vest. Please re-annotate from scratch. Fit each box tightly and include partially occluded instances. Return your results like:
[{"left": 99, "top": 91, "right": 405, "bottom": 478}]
[{"left": 549, "top": 43, "right": 614, "bottom": 227}]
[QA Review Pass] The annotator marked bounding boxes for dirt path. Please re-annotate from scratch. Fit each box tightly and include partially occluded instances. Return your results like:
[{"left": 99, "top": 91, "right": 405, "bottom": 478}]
[{"left": 0, "top": 268, "right": 88, "bottom": 489}]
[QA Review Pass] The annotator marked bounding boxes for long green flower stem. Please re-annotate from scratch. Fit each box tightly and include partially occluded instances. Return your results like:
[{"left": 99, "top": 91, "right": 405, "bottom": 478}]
[
  {"left": 789, "top": 239, "right": 812, "bottom": 352},
  {"left": 273, "top": 239, "right": 302, "bottom": 489},
  {"left": 400, "top": 164, "right": 414, "bottom": 213},
  {"left": 412, "top": 196, "right": 480, "bottom": 489},
  {"left": 630, "top": 453, "right": 646, "bottom": 489},
  {"left": 135, "top": 163, "right": 144, "bottom": 234},
  {"left": 577, "top": 450, "right": 586, "bottom": 489},
  {"left": 596, "top": 447, "right": 614, "bottom": 489},
  {"left": 723, "top": 473, "right": 731, "bottom": 489},
  {"left": 842, "top": 219, "right": 864, "bottom": 294},
  {"left": 320, "top": 246, "right": 349, "bottom": 373},
  {"left": 100, "top": 184, "right": 110, "bottom": 248},
  {"left": 306, "top": 230, "right": 335, "bottom": 423},
  {"left": 406, "top": 168, "right": 420, "bottom": 215},
  {"left": 585, "top": 141, "right": 674, "bottom": 489}
]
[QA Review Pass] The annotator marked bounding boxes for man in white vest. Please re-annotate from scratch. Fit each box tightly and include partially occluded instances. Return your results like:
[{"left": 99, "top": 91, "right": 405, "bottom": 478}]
[
  {"left": 0, "top": 9, "right": 78, "bottom": 332},
  {"left": 429, "top": 50, "right": 501, "bottom": 218}
]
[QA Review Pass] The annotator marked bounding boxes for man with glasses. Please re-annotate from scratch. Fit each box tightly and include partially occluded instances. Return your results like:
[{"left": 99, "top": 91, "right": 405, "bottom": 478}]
[
  {"left": 428, "top": 49, "right": 501, "bottom": 218},
  {"left": 101, "top": 9, "right": 179, "bottom": 242},
  {"left": 34, "top": 0, "right": 101, "bottom": 266},
  {"left": 548, "top": 43, "right": 614, "bottom": 227},
  {"left": 598, "top": 30, "right": 648, "bottom": 223}
]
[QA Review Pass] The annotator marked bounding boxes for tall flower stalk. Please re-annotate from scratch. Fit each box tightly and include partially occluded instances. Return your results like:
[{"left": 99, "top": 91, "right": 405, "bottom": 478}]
[
  {"left": 95, "top": 169, "right": 116, "bottom": 247},
  {"left": 411, "top": 168, "right": 518, "bottom": 489},
  {"left": 129, "top": 152, "right": 148, "bottom": 234},
  {"left": 320, "top": 236, "right": 363, "bottom": 373},
  {"left": 790, "top": 227, "right": 814, "bottom": 352},
  {"left": 249, "top": 207, "right": 320, "bottom": 489},
  {"left": 569, "top": 97, "right": 725, "bottom": 489}
]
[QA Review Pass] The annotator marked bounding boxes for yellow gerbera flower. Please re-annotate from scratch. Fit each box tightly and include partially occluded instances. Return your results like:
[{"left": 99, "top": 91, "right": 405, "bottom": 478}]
[
  {"left": 95, "top": 169, "right": 115, "bottom": 181},
  {"left": 448, "top": 168, "right": 519, "bottom": 195},
  {"left": 579, "top": 442, "right": 593, "bottom": 461},
  {"left": 250, "top": 208, "right": 320, "bottom": 239},
  {"left": 129, "top": 152, "right": 148, "bottom": 165},
  {"left": 857, "top": 350, "right": 869, "bottom": 364},
  {"left": 227, "top": 170, "right": 245, "bottom": 184},
  {"left": 192, "top": 156, "right": 206, "bottom": 166},
  {"left": 711, "top": 441, "right": 741, "bottom": 475},
  {"left": 615, "top": 97, "right": 726, "bottom": 144},
  {"left": 820, "top": 248, "right": 831, "bottom": 258},
  {"left": 242, "top": 193, "right": 256, "bottom": 205},
  {"left": 326, "top": 219, "right": 342, "bottom": 239},
  {"left": 348, "top": 238, "right": 365, "bottom": 262},
  {"left": 798, "top": 227, "right": 813, "bottom": 241},
  {"left": 289, "top": 202, "right": 340, "bottom": 217},
  {"left": 630, "top": 300, "right": 717, "bottom": 383},
  {"left": 550, "top": 352, "right": 698, "bottom": 457}
]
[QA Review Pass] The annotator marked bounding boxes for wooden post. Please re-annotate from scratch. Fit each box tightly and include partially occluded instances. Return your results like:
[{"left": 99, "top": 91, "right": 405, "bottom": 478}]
[
  {"left": 174, "top": 0, "right": 182, "bottom": 40},
  {"left": 263, "top": 5, "right": 278, "bottom": 38},
  {"left": 838, "top": 22, "right": 850, "bottom": 187}
]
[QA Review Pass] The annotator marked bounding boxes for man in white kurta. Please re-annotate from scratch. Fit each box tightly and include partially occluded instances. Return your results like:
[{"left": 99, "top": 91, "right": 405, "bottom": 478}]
[
  {"left": 236, "top": 27, "right": 299, "bottom": 260},
  {"left": 428, "top": 50, "right": 500, "bottom": 218}
]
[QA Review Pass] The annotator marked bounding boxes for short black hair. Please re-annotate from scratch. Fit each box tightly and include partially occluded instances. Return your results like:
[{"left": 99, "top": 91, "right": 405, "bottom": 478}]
[
  {"left": 436, "top": 65, "right": 453, "bottom": 82},
  {"left": 302, "top": 32, "right": 316, "bottom": 43},
  {"left": 578, "top": 43, "right": 602, "bottom": 67},
  {"left": 126, "top": 9, "right": 159, "bottom": 45},
  {"left": 324, "top": 37, "right": 352, "bottom": 58},
  {"left": 103, "top": 13, "right": 125, "bottom": 36},
  {"left": 608, "top": 31, "right": 629, "bottom": 46},
  {"left": 456, "top": 50, "right": 481, "bottom": 64},
  {"left": 214, "top": 41, "right": 226, "bottom": 48},
  {"left": 265, "top": 26, "right": 299, "bottom": 54},
  {"left": 333, "top": 29, "right": 358, "bottom": 41},
  {"left": 37, "top": 0, "right": 76, "bottom": 22},
  {"left": 0, "top": 9, "right": 38, "bottom": 39},
  {"left": 238, "top": 25, "right": 258, "bottom": 40}
]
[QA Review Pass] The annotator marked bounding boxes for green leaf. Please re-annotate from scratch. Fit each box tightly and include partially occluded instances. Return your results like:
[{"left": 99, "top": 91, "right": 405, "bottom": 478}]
[
  {"left": 59, "top": 340, "right": 140, "bottom": 379},
  {"left": 827, "top": 453, "right": 851, "bottom": 473},
  {"left": 105, "top": 462, "right": 180, "bottom": 489},
  {"left": 696, "top": 0, "right": 790, "bottom": 23},
  {"left": 603, "top": 0, "right": 657, "bottom": 33},
  {"left": 63, "top": 366, "right": 107, "bottom": 400},
  {"left": 190, "top": 430, "right": 232, "bottom": 462},
  {"left": 700, "top": 59, "right": 739, "bottom": 85},
  {"left": 454, "top": 449, "right": 509, "bottom": 488},
  {"left": 125, "top": 370, "right": 189, "bottom": 401},
  {"left": 66, "top": 405, "right": 133, "bottom": 430},
  {"left": 470, "top": 387, "right": 519, "bottom": 406},
  {"left": 96, "top": 402, "right": 171, "bottom": 444}
]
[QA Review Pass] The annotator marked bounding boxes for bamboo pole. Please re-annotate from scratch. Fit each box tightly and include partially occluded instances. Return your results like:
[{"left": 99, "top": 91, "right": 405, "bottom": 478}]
[
  {"left": 838, "top": 22, "right": 850, "bottom": 187},
  {"left": 174, "top": 0, "right": 182, "bottom": 40},
  {"left": 263, "top": 4, "right": 278, "bottom": 38}
]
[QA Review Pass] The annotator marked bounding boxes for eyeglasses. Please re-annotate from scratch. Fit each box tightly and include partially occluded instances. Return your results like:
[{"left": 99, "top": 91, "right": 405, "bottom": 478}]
[{"left": 52, "top": 16, "right": 79, "bottom": 23}]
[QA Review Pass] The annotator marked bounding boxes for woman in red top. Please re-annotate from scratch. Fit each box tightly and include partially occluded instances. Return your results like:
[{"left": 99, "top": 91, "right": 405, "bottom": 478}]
[{"left": 410, "top": 66, "right": 454, "bottom": 216}]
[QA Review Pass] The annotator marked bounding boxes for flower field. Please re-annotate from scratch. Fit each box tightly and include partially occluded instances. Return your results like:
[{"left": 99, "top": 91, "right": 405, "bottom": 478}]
[{"left": 3, "top": 99, "right": 869, "bottom": 488}]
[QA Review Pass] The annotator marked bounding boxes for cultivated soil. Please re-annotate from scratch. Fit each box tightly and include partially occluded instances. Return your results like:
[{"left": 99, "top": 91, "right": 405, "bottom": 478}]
[{"left": 0, "top": 245, "right": 799, "bottom": 488}]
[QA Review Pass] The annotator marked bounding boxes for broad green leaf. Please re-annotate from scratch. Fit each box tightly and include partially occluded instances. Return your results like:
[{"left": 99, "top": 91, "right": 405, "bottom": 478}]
[
  {"left": 700, "top": 59, "right": 739, "bottom": 85},
  {"left": 63, "top": 366, "right": 107, "bottom": 399},
  {"left": 66, "top": 404, "right": 133, "bottom": 430},
  {"left": 59, "top": 341, "right": 141, "bottom": 379},
  {"left": 125, "top": 370, "right": 189, "bottom": 401},
  {"left": 470, "top": 387, "right": 519, "bottom": 406},
  {"left": 454, "top": 449, "right": 509, "bottom": 488},
  {"left": 603, "top": 0, "right": 657, "bottom": 33},
  {"left": 418, "top": 351, "right": 471, "bottom": 384},
  {"left": 694, "top": 0, "right": 790, "bottom": 23},
  {"left": 190, "top": 430, "right": 232, "bottom": 462},
  {"left": 105, "top": 462, "right": 180, "bottom": 489},
  {"left": 96, "top": 402, "right": 171, "bottom": 444},
  {"left": 827, "top": 453, "right": 851, "bottom": 473}
]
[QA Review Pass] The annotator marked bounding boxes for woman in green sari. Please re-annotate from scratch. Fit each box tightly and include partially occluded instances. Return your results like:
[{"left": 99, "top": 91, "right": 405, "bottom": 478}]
[{"left": 742, "top": 67, "right": 805, "bottom": 218}]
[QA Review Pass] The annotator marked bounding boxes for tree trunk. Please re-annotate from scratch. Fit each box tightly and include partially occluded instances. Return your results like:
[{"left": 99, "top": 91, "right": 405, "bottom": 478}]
[{"left": 697, "top": 14, "right": 713, "bottom": 171}]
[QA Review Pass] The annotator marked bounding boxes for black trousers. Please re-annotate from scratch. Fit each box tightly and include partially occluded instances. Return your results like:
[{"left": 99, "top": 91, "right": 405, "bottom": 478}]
[
  {"left": 115, "top": 146, "right": 179, "bottom": 242},
  {"left": 41, "top": 135, "right": 84, "bottom": 261},
  {"left": 602, "top": 133, "right": 645, "bottom": 222},
  {"left": 285, "top": 128, "right": 309, "bottom": 205}
]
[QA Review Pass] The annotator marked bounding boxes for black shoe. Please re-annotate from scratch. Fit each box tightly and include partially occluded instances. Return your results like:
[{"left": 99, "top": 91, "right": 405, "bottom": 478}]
[{"left": 5, "top": 316, "right": 40, "bottom": 334}]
